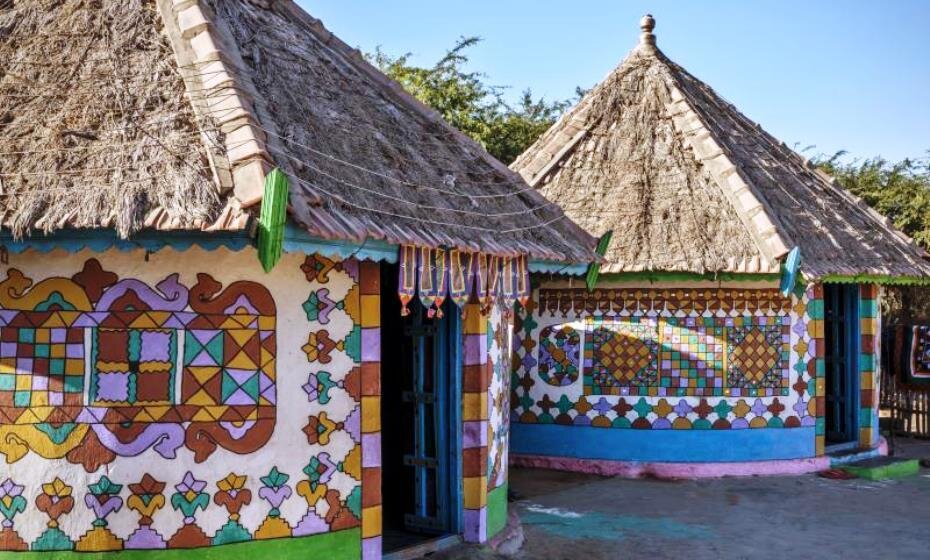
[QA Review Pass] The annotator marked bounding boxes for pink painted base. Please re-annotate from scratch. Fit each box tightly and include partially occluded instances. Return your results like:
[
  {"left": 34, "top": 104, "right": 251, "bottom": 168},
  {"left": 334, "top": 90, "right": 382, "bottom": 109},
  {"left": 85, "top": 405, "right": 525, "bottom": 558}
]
[{"left": 512, "top": 439, "right": 888, "bottom": 479}]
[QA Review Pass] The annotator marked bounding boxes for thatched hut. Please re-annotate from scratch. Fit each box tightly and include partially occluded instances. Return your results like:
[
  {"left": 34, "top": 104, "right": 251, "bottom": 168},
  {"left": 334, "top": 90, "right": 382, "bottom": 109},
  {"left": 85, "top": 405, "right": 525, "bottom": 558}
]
[
  {"left": 508, "top": 15, "right": 930, "bottom": 476},
  {"left": 0, "top": 1, "right": 594, "bottom": 557}
]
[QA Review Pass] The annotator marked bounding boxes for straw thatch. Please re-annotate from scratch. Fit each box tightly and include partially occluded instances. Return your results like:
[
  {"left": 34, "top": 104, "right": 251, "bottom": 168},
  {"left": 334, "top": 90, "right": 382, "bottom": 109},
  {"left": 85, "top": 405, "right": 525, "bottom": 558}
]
[
  {"left": 206, "top": 0, "right": 594, "bottom": 261},
  {"left": 513, "top": 18, "right": 930, "bottom": 279},
  {"left": 0, "top": 0, "right": 246, "bottom": 237},
  {"left": 0, "top": 0, "right": 596, "bottom": 263}
]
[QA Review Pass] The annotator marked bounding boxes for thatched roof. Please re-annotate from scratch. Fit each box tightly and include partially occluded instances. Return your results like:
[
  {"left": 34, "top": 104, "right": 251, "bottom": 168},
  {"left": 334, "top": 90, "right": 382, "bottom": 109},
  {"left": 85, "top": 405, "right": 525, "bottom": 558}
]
[
  {"left": 512, "top": 15, "right": 930, "bottom": 279},
  {"left": 0, "top": 0, "right": 247, "bottom": 236},
  {"left": 0, "top": 0, "right": 596, "bottom": 263}
]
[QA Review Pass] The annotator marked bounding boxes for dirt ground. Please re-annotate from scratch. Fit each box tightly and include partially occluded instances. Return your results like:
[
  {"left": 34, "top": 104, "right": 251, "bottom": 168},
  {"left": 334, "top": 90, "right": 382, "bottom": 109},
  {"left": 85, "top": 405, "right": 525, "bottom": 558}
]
[{"left": 431, "top": 438, "right": 930, "bottom": 560}]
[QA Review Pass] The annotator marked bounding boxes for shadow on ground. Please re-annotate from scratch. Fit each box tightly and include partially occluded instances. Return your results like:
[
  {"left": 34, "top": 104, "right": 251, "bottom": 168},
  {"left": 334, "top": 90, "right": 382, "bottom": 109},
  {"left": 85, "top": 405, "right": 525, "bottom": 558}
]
[{"left": 429, "top": 438, "right": 930, "bottom": 560}]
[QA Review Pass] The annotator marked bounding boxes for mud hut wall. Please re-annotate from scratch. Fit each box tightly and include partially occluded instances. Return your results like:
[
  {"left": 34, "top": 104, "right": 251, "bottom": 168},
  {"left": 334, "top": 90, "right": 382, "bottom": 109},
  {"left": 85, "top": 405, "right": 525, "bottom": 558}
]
[
  {"left": 509, "top": 277, "right": 843, "bottom": 464},
  {"left": 0, "top": 247, "right": 377, "bottom": 557}
]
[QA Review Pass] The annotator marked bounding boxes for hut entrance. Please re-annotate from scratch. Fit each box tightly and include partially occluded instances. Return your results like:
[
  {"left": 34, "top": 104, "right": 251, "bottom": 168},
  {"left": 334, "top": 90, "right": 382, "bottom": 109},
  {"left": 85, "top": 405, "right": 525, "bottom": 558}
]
[
  {"left": 824, "top": 284, "right": 861, "bottom": 450},
  {"left": 380, "top": 264, "right": 462, "bottom": 553}
]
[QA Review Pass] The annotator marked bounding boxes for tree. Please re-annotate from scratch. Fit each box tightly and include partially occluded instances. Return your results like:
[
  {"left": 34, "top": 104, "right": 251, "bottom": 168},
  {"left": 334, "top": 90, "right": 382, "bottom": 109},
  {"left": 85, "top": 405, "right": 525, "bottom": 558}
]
[
  {"left": 369, "top": 37, "right": 572, "bottom": 164},
  {"left": 813, "top": 152, "right": 930, "bottom": 250}
]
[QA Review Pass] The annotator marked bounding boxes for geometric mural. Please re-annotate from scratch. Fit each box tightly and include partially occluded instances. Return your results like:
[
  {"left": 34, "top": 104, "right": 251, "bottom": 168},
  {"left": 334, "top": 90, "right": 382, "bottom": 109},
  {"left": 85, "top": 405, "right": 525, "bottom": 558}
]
[
  {"left": 538, "top": 324, "right": 580, "bottom": 387},
  {"left": 659, "top": 317, "right": 727, "bottom": 396},
  {"left": 726, "top": 316, "right": 791, "bottom": 396},
  {"left": 580, "top": 315, "right": 789, "bottom": 398},
  {"left": 584, "top": 316, "right": 659, "bottom": 395},
  {"left": 0, "top": 251, "right": 376, "bottom": 555},
  {"left": 0, "top": 259, "right": 276, "bottom": 470},
  {"left": 513, "top": 287, "right": 811, "bottom": 430}
]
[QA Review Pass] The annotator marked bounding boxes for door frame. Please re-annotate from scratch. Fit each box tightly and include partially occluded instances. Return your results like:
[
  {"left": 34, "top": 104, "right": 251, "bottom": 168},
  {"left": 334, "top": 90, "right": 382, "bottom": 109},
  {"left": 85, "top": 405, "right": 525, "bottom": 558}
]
[
  {"left": 440, "top": 303, "right": 464, "bottom": 535},
  {"left": 824, "top": 283, "right": 861, "bottom": 449},
  {"left": 402, "top": 300, "right": 463, "bottom": 536}
]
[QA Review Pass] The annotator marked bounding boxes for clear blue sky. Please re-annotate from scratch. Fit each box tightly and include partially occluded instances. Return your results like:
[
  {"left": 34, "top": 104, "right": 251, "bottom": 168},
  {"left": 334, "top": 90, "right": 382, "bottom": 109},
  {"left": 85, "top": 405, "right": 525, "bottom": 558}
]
[{"left": 297, "top": 1, "right": 929, "bottom": 163}]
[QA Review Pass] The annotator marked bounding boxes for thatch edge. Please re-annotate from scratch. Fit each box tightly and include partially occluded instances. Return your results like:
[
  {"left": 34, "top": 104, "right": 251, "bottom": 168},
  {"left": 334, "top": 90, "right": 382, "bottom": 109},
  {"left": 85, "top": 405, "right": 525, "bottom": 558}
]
[
  {"left": 275, "top": 0, "right": 598, "bottom": 258},
  {"left": 662, "top": 61, "right": 791, "bottom": 263},
  {"left": 157, "top": 0, "right": 274, "bottom": 208}
]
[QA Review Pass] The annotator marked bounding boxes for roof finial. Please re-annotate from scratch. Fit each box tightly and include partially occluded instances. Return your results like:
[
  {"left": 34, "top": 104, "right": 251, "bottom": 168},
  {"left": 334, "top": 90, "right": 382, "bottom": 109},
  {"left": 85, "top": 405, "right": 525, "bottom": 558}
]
[{"left": 639, "top": 14, "right": 656, "bottom": 47}]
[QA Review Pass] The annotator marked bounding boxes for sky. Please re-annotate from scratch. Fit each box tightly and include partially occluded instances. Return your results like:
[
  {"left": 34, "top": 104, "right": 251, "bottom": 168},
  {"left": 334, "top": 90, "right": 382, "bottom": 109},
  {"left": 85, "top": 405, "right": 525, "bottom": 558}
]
[{"left": 297, "top": 1, "right": 930, "bottom": 163}]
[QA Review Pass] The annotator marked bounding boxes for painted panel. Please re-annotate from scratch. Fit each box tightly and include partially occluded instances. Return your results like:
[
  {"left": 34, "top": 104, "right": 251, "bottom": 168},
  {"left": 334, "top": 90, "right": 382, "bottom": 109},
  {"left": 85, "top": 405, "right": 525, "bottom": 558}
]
[
  {"left": 487, "top": 302, "right": 511, "bottom": 492},
  {"left": 858, "top": 284, "right": 880, "bottom": 449},
  {"left": 463, "top": 298, "right": 513, "bottom": 543},
  {"left": 511, "top": 283, "right": 822, "bottom": 462},
  {"left": 0, "top": 249, "right": 367, "bottom": 557}
]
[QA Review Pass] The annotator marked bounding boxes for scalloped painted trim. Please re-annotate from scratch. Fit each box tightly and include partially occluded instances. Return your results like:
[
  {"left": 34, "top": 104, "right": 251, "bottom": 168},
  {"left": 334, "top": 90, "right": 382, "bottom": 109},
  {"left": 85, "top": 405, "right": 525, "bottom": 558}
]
[{"left": 0, "top": 230, "right": 251, "bottom": 255}]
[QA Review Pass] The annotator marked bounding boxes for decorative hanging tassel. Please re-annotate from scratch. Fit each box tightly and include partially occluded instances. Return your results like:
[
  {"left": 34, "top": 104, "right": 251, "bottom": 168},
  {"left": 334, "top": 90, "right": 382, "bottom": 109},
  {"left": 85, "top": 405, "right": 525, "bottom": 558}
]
[
  {"left": 517, "top": 255, "right": 531, "bottom": 307},
  {"left": 417, "top": 246, "right": 438, "bottom": 312},
  {"left": 482, "top": 255, "right": 501, "bottom": 314},
  {"left": 399, "top": 296, "right": 412, "bottom": 316},
  {"left": 431, "top": 248, "right": 449, "bottom": 319},
  {"left": 398, "top": 245, "right": 418, "bottom": 316}
]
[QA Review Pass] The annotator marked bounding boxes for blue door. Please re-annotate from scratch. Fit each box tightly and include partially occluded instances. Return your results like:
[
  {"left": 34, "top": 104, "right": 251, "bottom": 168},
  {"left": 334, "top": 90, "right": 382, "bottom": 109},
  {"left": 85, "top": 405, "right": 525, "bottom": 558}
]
[
  {"left": 824, "top": 284, "right": 860, "bottom": 445},
  {"left": 402, "top": 299, "right": 462, "bottom": 534}
]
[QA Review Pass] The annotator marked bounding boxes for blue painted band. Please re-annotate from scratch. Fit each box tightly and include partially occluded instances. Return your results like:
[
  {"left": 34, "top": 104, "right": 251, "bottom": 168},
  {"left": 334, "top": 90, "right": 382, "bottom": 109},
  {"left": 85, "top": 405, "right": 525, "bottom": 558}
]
[
  {"left": 511, "top": 423, "right": 816, "bottom": 462},
  {"left": 529, "top": 260, "right": 588, "bottom": 275},
  {"left": 283, "top": 224, "right": 398, "bottom": 262},
  {"left": 0, "top": 229, "right": 252, "bottom": 254}
]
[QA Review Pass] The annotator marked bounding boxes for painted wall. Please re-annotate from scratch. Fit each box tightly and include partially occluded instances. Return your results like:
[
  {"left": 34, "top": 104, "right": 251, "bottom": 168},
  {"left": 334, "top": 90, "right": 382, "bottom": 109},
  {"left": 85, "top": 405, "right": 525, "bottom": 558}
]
[
  {"left": 462, "top": 300, "right": 513, "bottom": 543},
  {"left": 0, "top": 248, "right": 369, "bottom": 558},
  {"left": 485, "top": 303, "right": 511, "bottom": 538},
  {"left": 510, "top": 278, "right": 849, "bottom": 465}
]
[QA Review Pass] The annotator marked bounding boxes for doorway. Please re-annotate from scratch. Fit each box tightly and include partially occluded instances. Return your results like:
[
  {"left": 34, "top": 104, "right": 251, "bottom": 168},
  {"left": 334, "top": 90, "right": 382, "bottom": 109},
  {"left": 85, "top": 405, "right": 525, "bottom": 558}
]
[
  {"left": 380, "top": 264, "right": 462, "bottom": 553},
  {"left": 823, "top": 284, "right": 861, "bottom": 449}
]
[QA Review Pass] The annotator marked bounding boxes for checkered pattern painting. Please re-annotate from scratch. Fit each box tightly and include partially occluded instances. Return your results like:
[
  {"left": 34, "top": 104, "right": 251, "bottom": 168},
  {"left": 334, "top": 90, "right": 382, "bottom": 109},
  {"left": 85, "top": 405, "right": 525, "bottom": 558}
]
[
  {"left": 659, "top": 317, "right": 726, "bottom": 396},
  {"left": 0, "top": 261, "right": 280, "bottom": 473},
  {"left": 584, "top": 316, "right": 659, "bottom": 396},
  {"left": 91, "top": 328, "right": 176, "bottom": 405},
  {"left": 726, "top": 316, "right": 790, "bottom": 396},
  {"left": 0, "top": 328, "right": 84, "bottom": 408}
]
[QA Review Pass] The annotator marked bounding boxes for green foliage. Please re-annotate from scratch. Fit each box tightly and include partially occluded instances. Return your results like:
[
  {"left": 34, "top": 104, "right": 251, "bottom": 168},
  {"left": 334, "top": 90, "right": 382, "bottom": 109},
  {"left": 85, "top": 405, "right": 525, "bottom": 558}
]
[
  {"left": 813, "top": 151, "right": 930, "bottom": 249},
  {"left": 370, "top": 37, "right": 573, "bottom": 164}
]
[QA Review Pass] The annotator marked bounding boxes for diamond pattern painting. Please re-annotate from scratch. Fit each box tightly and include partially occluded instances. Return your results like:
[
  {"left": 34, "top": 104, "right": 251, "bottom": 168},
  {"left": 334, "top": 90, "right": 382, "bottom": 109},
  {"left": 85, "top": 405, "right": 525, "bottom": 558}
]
[
  {"left": 726, "top": 316, "right": 790, "bottom": 396},
  {"left": 584, "top": 316, "right": 659, "bottom": 396}
]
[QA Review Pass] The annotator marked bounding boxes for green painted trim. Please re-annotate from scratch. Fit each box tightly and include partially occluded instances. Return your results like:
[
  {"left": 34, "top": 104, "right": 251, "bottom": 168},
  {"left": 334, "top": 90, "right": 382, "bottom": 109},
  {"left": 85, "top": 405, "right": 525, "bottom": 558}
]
[
  {"left": 487, "top": 483, "right": 509, "bottom": 539},
  {"left": 840, "top": 459, "right": 919, "bottom": 481},
  {"left": 585, "top": 231, "right": 613, "bottom": 291},
  {"left": 0, "top": 529, "right": 361, "bottom": 559},
  {"left": 257, "top": 168, "right": 290, "bottom": 273},
  {"left": 595, "top": 271, "right": 781, "bottom": 284},
  {"left": 820, "top": 274, "right": 930, "bottom": 286}
]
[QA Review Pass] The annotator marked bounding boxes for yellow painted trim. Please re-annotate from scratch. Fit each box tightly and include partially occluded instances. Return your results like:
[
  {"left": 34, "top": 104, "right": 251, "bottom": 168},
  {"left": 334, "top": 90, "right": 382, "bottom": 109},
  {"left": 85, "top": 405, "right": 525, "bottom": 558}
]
[
  {"left": 463, "top": 394, "right": 487, "bottom": 421},
  {"left": 361, "top": 396, "right": 380, "bottom": 433},
  {"left": 359, "top": 295, "right": 381, "bottom": 328},
  {"left": 361, "top": 505, "right": 382, "bottom": 538},
  {"left": 463, "top": 477, "right": 488, "bottom": 509}
]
